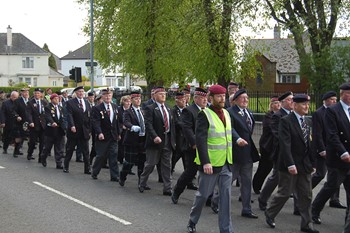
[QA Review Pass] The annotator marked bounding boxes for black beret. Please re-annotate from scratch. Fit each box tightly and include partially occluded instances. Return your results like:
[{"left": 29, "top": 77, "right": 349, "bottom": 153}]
[
  {"left": 339, "top": 82, "right": 350, "bottom": 90},
  {"left": 175, "top": 92, "right": 185, "bottom": 99},
  {"left": 34, "top": 88, "right": 43, "bottom": 93},
  {"left": 130, "top": 91, "right": 141, "bottom": 98},
  {"left": 194, "top": 87, "right": 207, "bottom": 96},
  {"left": 87, "top": 92, "right": 95, "bottom": 97},
  {"left": 322, "top": 91, "right": 337, "bottom": 101},
  {"left": 182, "top": 87, "right": 190, "bottom": 93},
  {"left": 293, "top": 94, "right": 310, "bottom": 103},
  {"left": 20, "top": 88, "right": 29, "bottom": 92},
  {"left": 73, "top": 86, "right": 84, "bottom": 92},
  {"left": 278, "top": 91, "right": 293, "bottom": 101},
  {"left": 228, "top": 82, "right": 239, "bottom": 87},
  {"left": 233, "top": 88, "right": 247, "bottom": 100}
]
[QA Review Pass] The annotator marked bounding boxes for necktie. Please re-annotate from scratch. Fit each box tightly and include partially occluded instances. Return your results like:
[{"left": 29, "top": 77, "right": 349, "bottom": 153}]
[
  {"left": 79, "top": 99, "right": 84, "bottom": 111},
  {"left": 107, "top": 104, "right": 111, "bottom": 121},
  {"left": 161, "top": 105, "right": 169, "bottom": 132},
  {"left": 348, "top": 108, "right": 350, "bottom": 121},
  {"left": 137, "top": 109, "right": 145, "bottom": 136},
  {"left": 244, "top": 109, "right": 252, "bottom": 132},
  {"left": 37, "top": 100, "right": 41, "bottom": 114},
  {"left": 300, "top": 117, "right": 308, "bottom": 145},
  {"left": 56, "top": 105, "right": 60, "bottom": 120}
]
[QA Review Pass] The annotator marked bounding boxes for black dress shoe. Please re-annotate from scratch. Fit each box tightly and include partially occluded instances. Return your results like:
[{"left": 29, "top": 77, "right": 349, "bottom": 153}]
[
  {"left": 111, "top": 177, "right": 119, "bottom": 182},
  {"left": 41, "top": 161, "right": 47, "bottom": 167},
  {"left": 76, "top": 159, "right": 83, "bottom": 163},
  {"left": 241, "top": 212, "right": 258, "bottom": 219},
  {"left": 56, "top": 165, "right": 63, "bottom": 169},
  {"left": 329, "top": 201, "right": 347, "bottom": 209},
  {"left": 265, "top": 211, "right": 275, "bottom": 228},
  {"left": 63, "top": 168, "right": 69, "bottom": 173},
  {"left": 187, "top": 183, "right": 198, "bottom": 190},
  {"left": 258, "top": 197, "right": 267, "bottom": 211},
  {"left": 13, "top": 154, "right": 18, "bottom": 158},
  {"left": 138, "top": 185, "right": 145, "bottom": 193},
  {"left": 84, "top": 171, "right": 91, "bottom": 175},
  {"left": 301, "top": 227, "right": 319, "bottom": 233},
  {"left": 312, "top": 216, "right": 321, "bottom": 224},
  {"left": 27, "top": 156, "right": 35, "bottom": 160},
  {"left": 91, "top": 175, "right": 98, "bottom": 180},
  {"left": 293, "top": 209, "right": 301, "bottom": 216},
  {"left": 163, "top": 191, "right": 172, "bottom": 196},
  {"left": 119, "top": 179, "right": 125, "bottom": 186},
  {"left": 187, "top": 220, "right": 196, "bottom": 233},
  {"left": 144, "top": 186, "right": 151, "bottom": 190},
  {"left": 211, "top": 203, "right": 219, "bottom": 214},
  {"left": 128, "top": 171, "right": 135, "bottom": 175},
  {"left": 171, "top": 192, "right": 179, "bottom": 204}
]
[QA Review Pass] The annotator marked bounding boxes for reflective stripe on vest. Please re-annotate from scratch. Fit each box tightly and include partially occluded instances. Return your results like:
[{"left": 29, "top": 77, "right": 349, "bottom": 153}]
[{"left": 195, "top": 108, "right": 233, "bottom": 166}]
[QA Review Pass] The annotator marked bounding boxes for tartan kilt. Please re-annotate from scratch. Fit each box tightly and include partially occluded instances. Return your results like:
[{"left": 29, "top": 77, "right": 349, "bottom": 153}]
[{"left": 124, "top": 146, "right": 141, "bottom": 164}]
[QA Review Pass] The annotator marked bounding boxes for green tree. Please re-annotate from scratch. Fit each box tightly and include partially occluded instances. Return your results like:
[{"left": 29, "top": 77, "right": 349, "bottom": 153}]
[
  {"left": 43, "top": 43, "right": 58, "bottom": 71},
  {"left": 263, "top": 0, "right": 350, "bottom": 97}
]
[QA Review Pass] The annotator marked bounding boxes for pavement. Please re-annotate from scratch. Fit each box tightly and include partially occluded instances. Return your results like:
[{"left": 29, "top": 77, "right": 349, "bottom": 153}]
[{"left": 0, "top": 142, "right": 346, "bottom": 233}]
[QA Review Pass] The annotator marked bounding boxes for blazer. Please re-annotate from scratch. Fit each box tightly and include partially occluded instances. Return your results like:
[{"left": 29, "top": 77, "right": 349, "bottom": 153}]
[
  {"left": 26, "top": 98, "right": 47, "bottom": 131},
  {"left": 182, "top": 103, "right": 201, "bottom": 150},
  {"left": 144, "top": 102, "right": 175, "bottom": 150},
  {"left": 123, "top": 106, "right": 145, "bottom": 147},
  {"left": 269, "top": 108, "right": 289, "bottom": 161},
  {"left": 227, "top": 105, "right": 260, "bottom": 163},
  {"left": 44, "top": 103, "right": 66, "bottom": 138},
  {"left": 66, "top": 98, "right": 91, "bottom": 140},
  {"left": 278, "top": 112, "right": 314, "bottom": 174},
  {"left": 325, "top": 102, "right": 350, "bottom": 170},
  {"left": 92, "top": 102, "right": 119, "bottom": 141},
  {"left": 259, "top": 111, "right": 274, "bottom": 156},
  {"left": 172, "top": 105, "right": 186, "bottom": 152},
  {"left": 141, "top": 98, "right": 155, "bottom": 110},
  {"left": 14, "top": 97, "right": 28, "bottom": 126},
  {"left": 312, "top": 106, "right": 327, "bottom": 157},
  {"left": 1, "top": 99, "right": 18, "bottom": 128}
]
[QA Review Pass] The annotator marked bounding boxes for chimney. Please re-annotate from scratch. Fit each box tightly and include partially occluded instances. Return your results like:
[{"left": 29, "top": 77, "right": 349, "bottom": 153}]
[
  {"left": 7, "top": 25, "right": 12, "bottom": 47},
  {"left": 274, "top": 24, "right": 281, "bottom": 39}
]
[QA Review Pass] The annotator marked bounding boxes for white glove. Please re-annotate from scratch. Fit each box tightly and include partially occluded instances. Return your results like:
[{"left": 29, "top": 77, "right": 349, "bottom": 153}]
[{"left": 131, "top": 125, "right": 141, "bottom": 132}]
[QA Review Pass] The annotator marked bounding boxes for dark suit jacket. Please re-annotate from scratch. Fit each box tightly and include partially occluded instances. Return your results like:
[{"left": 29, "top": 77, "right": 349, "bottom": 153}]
[
  {"left": 325, "top": 102, "right": 350, "bottom": 170},
  {"left": 144, "top": 102, "right": 175, "bottom": 150},
  {"left": 92, "top": 103, "right": 119, "bottom": 141},
  {"left": 141, "top": 98, "right": 155, "bottom": 110},
  {"left": 259, "top": 111, "right": 274, "bottom": 157},
  {"left": 278, "top": 112, "right": 314, "bottom": 174},
  {"left": 312, "top": 106, "right": 327, "bottom": 157},
  {"left": 14, "top": 97, "right": 27, "bottom": 126},
  {"left": 270, "top": 108, "right": 289, "bottom": 161},
  {"left": 123, "top": 107, "right": 145, "bottom": 147},
  {"left": 172, "top": 105, "right": 186, "bottom": 153},
  {"left": 1, "top": 99, "right": 18, "bottom": 128},
  {"left": 26, "top": 98, "right": 47, "bottom": 131},
  {"left": 44, "top": 103, "right": 66, "bottom": 138},
  {"left": 227, "top": 105, "right": 260, "bottom": 163},
  {"left": 182, "top": 103, "right": 200, "bottom": 150},
  {"left": 66, "top": 98, "right": 91, "bottom": 140}
]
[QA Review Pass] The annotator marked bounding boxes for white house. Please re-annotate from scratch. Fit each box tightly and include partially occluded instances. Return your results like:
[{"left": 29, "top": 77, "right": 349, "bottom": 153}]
[{"left": 0, "top": 26, "right": 64, "bottom": 87}]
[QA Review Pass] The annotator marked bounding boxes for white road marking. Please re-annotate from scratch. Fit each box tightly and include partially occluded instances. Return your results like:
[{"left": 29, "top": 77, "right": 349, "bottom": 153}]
[
  {"left": 33, "top": 181, "right": 132, "bottom": 225},
  {"left": 0, "top": 166, "right": 5, "bottom": 169}
]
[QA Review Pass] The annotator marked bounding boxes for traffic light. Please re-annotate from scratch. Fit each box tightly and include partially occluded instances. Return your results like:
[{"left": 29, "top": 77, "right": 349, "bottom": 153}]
[
  {"left": 75, "top": 67, "right": 82, "bottom": 83},
  {"left": 69, "top": 68, "right": 76, "bottom": 80}
]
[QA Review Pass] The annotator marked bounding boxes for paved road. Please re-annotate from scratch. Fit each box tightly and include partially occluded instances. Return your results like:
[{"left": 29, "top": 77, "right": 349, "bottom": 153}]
[{"left": 0, "top": 145, "right": 346, "bottom": 233}]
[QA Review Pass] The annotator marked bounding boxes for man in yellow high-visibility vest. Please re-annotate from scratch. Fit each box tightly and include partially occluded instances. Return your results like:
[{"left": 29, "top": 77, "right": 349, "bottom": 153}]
[{"left": 186, "top": 84, "right": 233, "bottom": 233}]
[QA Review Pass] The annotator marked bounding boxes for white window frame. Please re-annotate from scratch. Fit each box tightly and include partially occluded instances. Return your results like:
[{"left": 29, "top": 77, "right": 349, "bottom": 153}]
[
  {"left": 22, "top": 57, "right": 34, "bottom": 69},
  {"left": 278, "top": 74, "right": 300, "bottom": 84}
]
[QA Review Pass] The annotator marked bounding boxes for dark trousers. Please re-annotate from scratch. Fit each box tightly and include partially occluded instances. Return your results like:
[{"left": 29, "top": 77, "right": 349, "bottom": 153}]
[
  {"left": 173, "top": 149, "right": 198, "bottom": 197},
  {"left": 92, "top": 139, "right": 119, "bottom": 180},
  {"left": 312, "top": 167, "right": 350, "bottom": 217},
  {"left": 2, "top": 127, "right": 13, "bottom": 150},
  {"left": 172, "top": 148, "right": 186, "bottom": 171},
  {"left": 253, "top": 153, "right": 273, "bottom": 193},
  {"left": 89, "top": 136, "right": 96, "bottom": 165},
  {"left": 28, "top": 129, "right": 45, "bottom": 158},
  {"left": 42, "top": 135, "right": 64, "bottom": 166},
  {"left": 312, "top": 157, "right": 340, "bottom": 202},
  {"left": 64, "top": 136, "right": 90, "bottom": 172}
]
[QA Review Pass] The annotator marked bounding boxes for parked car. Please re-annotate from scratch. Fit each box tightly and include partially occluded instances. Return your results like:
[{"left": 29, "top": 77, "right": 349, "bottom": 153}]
[
  {"left": 60, "top": 88, "right": 75, "bottom": 97},
  {"left": 86, "top": 86, "right": 115, "bottom": 96}
]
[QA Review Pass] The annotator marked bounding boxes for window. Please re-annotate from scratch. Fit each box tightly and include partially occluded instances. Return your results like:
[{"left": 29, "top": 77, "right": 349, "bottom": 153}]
[
  {"left": 33, "top": 77, "right": 37, "bottom": 86},
  {"left": 18, "top": 77, "right": 23, "bottom": 83},
  {"left": 52, "top": 80, "right": 57, "bottom": 86},
  {"left": 278, "top": 74, "right": 300, "bottom": 83},
  {"left": 25, "top": 77, "right": 31, "bottom": 85},
  {"left": 22, "top": 57, "right": 34, "bottom": 68},
  {"left": 117, "top": 76, "right": 124, "bottom": 86}
]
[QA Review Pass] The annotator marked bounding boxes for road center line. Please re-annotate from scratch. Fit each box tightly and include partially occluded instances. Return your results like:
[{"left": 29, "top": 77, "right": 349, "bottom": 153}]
[
  {"left": 0, "top": 166, "right": 5, "bottom": 169},
  {"left": 33, "top": 181, "right": 132, "bottom": 225}
]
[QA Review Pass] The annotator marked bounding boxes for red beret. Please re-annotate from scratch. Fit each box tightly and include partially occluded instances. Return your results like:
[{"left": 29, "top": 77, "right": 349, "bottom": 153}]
[
  {"left": 209, "top": 85, "right": 226, "bottom": 95},
  {"left": 50, "top": 93, "right": 59, "bottom": 100}
]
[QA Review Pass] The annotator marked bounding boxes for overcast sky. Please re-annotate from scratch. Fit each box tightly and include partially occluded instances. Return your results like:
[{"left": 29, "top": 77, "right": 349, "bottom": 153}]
[{"left": 1, "top": 0, "right": 89, "bottom": 58}]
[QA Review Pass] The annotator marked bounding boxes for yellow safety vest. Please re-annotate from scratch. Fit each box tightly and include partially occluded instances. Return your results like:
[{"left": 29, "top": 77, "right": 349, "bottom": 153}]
[{"left": 195, "top": 108, "right": 233, "bottom": 166}]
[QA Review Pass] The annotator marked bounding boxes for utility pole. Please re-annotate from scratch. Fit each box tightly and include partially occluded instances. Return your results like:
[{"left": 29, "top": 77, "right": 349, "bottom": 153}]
[{"left": 90, "top": 0, "right": 94, "bottom": 91}]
